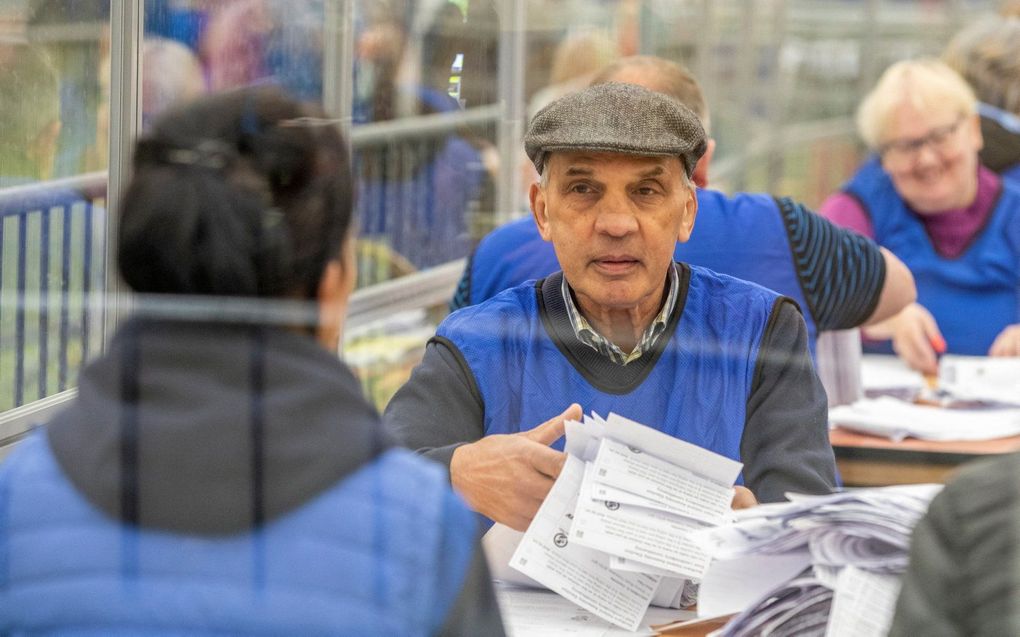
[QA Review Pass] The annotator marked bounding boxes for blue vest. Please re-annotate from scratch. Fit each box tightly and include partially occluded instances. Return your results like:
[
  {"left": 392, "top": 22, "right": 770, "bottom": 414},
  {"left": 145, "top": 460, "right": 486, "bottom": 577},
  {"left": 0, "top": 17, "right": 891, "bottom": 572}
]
[
  {"left": 0, "top": 433, "right": 474, "bottom": 636},
  {"left": 441, "top": 267, "right": 781, "bottom": 480},
  {"left": 468, "top": 190, "right": 815, "bottom": 355},
  {"left": 845, "top": 158, "right": 1020, "bottom": 355}
]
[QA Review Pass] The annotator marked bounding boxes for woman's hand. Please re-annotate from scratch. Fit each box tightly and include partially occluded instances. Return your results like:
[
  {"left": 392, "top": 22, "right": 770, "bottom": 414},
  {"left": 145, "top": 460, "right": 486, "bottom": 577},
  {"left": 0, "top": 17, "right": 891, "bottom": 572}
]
[
  {"left": 863, "top": 303, "right": 946, "bottom": 375},
  {"left": 989, "top": 324, "right": 1020, "bottom": 357}
]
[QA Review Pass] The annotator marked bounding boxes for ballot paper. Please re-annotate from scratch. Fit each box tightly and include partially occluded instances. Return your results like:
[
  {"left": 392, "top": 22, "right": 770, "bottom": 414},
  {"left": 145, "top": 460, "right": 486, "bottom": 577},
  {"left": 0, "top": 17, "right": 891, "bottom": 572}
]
[
  {"left": 508, "top": 413, "right": 743, "bottom": 630},
  {"left": 824, "top": 567, "right": 901, "bottom": 637},
  {"left": 510, "top": 456, "right": 662, "bottom": 632},
  {"left": 569, "top": 452, "right": 719, "bottom": 579},
  {"left": 713, "top": 573, "right": 834, "bottom": 637},
  {"left": 829, "top": 396, "right": 1020, "bottom": 441},
  {"left": 589, "top": 438, "right": 734, "bottom": 525},
  {"left": 690, "top": 485, "right": 940, "bottom": 636},
  {"left": 939, "top": 355, "right": 1020, "bottom": 405},
  {"left": 696, "top": 552, "right": 813, "bottom": 618},
  {"left": 496, "top": 584, "right": 695, "bottom": 637}
]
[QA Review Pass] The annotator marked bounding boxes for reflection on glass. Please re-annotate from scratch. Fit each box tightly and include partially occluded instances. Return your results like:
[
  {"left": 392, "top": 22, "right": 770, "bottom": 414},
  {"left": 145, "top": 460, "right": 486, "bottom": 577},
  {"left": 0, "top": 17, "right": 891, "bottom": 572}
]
[{"left": 0, "top": 1, "right": 110, "bottom": 411}]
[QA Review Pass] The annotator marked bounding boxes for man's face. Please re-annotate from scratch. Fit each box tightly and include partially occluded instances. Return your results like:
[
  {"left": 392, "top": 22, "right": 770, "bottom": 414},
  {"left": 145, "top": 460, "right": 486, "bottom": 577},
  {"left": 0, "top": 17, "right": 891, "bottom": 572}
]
[{"left": 530, "top": 152, "right": 696, "bottom": 317}]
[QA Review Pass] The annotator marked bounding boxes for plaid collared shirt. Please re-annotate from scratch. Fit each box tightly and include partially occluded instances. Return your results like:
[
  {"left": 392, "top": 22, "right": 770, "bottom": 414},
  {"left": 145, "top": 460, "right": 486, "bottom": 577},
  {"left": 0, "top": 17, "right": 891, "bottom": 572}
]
[{"left": 561, "top": 263, "right": 679, "bottom": 365}]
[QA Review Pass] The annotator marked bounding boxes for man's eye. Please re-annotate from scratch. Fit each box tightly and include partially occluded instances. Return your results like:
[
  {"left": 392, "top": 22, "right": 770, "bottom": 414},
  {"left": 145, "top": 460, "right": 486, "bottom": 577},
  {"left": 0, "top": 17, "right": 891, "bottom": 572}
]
[
  {"left": 570, "top": 183, "right": 594, "bottom": 194},
  {"left": 635, "top": 186, "right": 659, "bottom": 196}
]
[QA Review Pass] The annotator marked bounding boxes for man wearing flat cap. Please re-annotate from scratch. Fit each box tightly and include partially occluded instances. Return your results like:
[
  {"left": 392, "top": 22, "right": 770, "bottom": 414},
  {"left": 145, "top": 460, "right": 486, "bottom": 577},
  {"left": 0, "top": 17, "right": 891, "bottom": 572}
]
[{"left": 386, "top": 83, "right": 837, "bottom": 531}]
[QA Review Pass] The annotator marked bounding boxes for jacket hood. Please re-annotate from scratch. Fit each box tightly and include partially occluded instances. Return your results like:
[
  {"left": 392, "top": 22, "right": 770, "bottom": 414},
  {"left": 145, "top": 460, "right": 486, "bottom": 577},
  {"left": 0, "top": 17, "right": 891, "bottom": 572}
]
[{"left": 47, "top": 317, "right": 392, "bottom": 534}]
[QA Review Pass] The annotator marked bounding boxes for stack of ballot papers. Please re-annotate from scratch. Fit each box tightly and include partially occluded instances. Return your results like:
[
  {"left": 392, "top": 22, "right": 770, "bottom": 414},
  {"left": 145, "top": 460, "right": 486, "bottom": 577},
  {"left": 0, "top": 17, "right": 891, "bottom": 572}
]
[
  {"left": 829, "top": 395, "right": 1020, "bottom": 441},
  {"left": 487, "top": 412, "right": 743, "bottom": 632},
  {"left": 688, "top": 484, "right": 941, "bottom": 637},
  {"left": 938, "top": 355, "right": 1020, "bottom": 405}
]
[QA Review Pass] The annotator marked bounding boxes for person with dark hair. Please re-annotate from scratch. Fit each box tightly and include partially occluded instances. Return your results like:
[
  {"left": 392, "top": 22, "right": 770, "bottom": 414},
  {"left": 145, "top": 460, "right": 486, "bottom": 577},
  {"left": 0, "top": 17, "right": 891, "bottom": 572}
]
[
  {"left": 450, "top": 56, "right": 916, "bottom": 362},
  {"left": 0, "top": 87, "right": 503, "bottom": 635}
]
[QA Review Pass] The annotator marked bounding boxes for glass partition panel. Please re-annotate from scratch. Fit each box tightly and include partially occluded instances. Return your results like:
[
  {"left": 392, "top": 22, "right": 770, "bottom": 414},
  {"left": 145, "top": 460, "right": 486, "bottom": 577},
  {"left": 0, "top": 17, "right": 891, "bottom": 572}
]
[{"left": 0, "top": 1, "right": 111, "bottom": 411}]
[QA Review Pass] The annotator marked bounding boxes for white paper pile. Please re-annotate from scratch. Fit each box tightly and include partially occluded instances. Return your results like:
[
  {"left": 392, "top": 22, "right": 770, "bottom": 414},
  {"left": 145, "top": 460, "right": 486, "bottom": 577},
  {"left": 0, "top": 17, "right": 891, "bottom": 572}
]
[
  {"left": 500, "top": 412, "right": 743, "bottom": 631},
  {"left": 829, "top": 395, "right": 1020, "bottom": 441},
  {"left": 938, "top": 355, "right": 1020, "bottom": 406},
  {"left": 496, "top": 583, "right": 695, "bottom": 637},
  {"left": 692, "top": 484, "right": 941, "bottom": 637}
]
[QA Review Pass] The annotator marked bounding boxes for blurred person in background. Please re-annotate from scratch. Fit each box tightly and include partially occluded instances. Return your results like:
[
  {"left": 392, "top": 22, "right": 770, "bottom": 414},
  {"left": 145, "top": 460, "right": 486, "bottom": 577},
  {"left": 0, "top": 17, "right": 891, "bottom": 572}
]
[
  {"left": 821, "top": 59, "right": 1020, "bottom": 374},
  {"left": 355, "top": 0, "right": 490, "bottom": 271},
  {"left": 0, "top": 87, "right": 502, "bottom": 635},
  {"left": 0, "top": 43, "right": 61, "bottom": 186},
  {"left": 527, "top": 30, "right": 619, "bottom": 120},
  {"left": 141, "top": 36, "right": 206, "bottom": 129},
  {"left": 943, "top": 16, "right": 1020, "bottom": 183},
  {"left": 453, "top": 55, "right": 916, "bottom": 362}
]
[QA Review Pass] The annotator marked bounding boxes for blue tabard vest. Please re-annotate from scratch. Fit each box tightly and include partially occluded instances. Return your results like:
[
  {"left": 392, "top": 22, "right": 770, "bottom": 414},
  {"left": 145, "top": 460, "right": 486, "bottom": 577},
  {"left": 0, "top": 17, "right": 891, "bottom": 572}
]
[
  {"left": 440, "top": 267, "right": 781, "bottom": 481},
  {"left": 845, "top": 158, "right": 1020, "bottom": 355},
  {"left": 0, "top": 433, "right": 472, "bottom": 635},
  {"left": 467, "top": 190, "right": 815, "bottom": 355}
]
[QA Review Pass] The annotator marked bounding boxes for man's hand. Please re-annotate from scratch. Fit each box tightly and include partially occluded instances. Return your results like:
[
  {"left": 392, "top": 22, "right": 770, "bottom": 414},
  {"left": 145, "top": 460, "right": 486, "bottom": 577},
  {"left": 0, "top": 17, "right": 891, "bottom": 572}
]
[
  {"left": 731, "top": 486, "right": 757, "bottom": 510},
  {"left": 863, "top": 303, "right": 945, "bottom": 375},
  {"left": 989, "top": 324, "right": 1020, "bottom": 357},
  {"left": 450, "top": 404, "right": 583, "bottom": 531}
]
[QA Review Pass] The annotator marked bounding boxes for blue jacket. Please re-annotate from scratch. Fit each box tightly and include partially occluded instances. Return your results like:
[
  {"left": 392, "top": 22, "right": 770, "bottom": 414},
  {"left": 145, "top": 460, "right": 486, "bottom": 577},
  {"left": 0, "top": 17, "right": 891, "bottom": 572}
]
[
  {"left": 0, "top": 320, "right": 500, "bottom": 635},
  {"left": 845, "top": 158, "right": 1020, "bottom": 355},
  {"left": 439, "top": 266, "right": 780, "bottom": 480}
]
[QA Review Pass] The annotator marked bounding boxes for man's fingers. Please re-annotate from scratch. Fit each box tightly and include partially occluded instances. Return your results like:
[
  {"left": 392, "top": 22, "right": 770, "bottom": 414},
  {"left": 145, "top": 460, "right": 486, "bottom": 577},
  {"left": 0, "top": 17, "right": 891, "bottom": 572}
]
[
  {"left": 731, "top": 486, "right": 757, "bottom": 510},
  {"left": 522, "top": 403, "right": 582, "bottom": 446},
  {"left": 528, "top": 445, "right": 567, "bottom": 479}
]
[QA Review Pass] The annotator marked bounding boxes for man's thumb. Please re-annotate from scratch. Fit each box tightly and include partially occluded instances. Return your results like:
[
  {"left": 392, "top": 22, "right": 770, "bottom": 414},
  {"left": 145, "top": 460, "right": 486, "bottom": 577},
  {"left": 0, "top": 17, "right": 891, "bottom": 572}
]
[{"left": 523, "top": 403, "right": 582, "bottom": 445}]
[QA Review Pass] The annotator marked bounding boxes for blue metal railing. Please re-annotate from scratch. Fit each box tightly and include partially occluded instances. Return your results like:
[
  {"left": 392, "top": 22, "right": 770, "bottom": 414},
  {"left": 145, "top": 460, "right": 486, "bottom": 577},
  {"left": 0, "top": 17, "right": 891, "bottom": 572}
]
[{"left": 0, "top": 172, "right": 107, "bottom": 410}]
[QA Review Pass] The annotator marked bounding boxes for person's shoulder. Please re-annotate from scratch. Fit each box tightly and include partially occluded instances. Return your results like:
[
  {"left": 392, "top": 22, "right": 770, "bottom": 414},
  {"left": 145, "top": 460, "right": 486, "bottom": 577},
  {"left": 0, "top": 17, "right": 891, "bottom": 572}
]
[
  {"left": 695, "top": 188, "right": 778, "bottom": 215},
  {"left": 444, "top": 279, "right": 540, "bottom": 326},
  {"left": 476, "top": 216, "right": 544, "bottom": 257},
  {"left": 0, "top": 429, "right": 56, "bottom": 484},
  {"left": 936, "top": 452, "right": 1020, "bottom": 515},
  {"left": 687, "top": 262, "right": 783, "bottom": 302}
]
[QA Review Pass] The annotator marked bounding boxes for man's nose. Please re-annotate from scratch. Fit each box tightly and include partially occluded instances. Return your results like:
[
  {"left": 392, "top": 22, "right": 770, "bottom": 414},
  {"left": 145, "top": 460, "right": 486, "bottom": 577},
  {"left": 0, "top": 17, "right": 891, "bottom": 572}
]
[{"left": 593, "top": 191, "right": 638, "bottom": 237}]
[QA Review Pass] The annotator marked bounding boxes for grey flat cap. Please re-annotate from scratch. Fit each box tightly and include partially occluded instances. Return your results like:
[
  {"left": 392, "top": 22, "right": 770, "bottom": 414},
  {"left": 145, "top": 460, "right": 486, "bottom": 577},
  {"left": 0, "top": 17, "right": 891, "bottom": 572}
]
[{"left": 525, "top": 82, "right": 707, "bottom": 178}]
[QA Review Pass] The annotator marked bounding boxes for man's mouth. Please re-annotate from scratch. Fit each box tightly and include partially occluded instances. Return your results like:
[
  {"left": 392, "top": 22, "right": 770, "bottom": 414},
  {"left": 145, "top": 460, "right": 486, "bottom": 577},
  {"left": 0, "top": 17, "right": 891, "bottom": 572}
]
[{"left": 592, "top": 256, "right": 640, "bottom": 274}]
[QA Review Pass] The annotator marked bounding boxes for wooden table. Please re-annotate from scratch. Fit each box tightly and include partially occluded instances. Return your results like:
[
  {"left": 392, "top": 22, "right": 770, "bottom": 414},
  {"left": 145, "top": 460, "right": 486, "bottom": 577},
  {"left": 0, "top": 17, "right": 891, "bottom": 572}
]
[{"left": 830, "top": 427, "right": 1020, "bottom": 486}]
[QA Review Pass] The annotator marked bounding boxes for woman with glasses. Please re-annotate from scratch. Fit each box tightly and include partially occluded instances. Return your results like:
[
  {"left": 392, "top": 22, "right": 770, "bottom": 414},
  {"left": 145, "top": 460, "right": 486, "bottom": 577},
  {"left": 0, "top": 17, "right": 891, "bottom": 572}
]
[
  {"left": 821, "top": 58, "right": 1020, "bottom": 374},
  {"left": 0, "top": 87, "right": 503, "bottom": 635}
]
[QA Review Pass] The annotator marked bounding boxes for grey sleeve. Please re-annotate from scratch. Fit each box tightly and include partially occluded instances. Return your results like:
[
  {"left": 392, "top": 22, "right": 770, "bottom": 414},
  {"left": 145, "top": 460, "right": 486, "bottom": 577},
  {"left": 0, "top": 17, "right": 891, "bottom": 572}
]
[
  {"left": 889, "top": 455, "right": 1018, "bottom": 637},
  {"left": 740, "top": 299, "right": 837, "bottom": 503},
  {"left": 887, "top": 487, "right": 967, "bottom": 637},
  {"left": 383, "top": 337, "right": 485, "bottom": 472}
]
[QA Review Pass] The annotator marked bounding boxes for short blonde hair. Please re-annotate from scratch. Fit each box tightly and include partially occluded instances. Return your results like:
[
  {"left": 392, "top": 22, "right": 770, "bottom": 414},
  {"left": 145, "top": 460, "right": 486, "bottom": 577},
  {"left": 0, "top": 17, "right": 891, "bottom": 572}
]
[
  {"left": 856, "top": 58, "right": 977, "bottom": 149},
  {"left": 944, "top": 17, "right": 1020, "bottom": 116}
]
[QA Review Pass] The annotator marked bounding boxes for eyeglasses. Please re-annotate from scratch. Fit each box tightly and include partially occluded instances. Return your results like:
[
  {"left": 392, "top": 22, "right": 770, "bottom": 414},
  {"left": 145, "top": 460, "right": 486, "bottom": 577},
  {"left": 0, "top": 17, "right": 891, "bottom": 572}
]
[{"left": 877, "top": 115, "right": 966, "bottom": 169}]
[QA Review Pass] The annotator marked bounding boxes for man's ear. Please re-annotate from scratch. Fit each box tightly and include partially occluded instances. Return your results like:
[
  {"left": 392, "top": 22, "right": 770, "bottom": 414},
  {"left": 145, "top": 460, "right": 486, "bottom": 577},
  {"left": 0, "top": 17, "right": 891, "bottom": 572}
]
[
  {"left": 676, "top": 186, "right": 698, "bottom": 243},
  {"left": 530, "top": 181, "right": 553, "bottom": 242},
  {"left": 692, "top": 138, "right": 715, "bottom": 188},
  {"left": 315, "top": 260, "right": 347, "bottom": 352}
]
